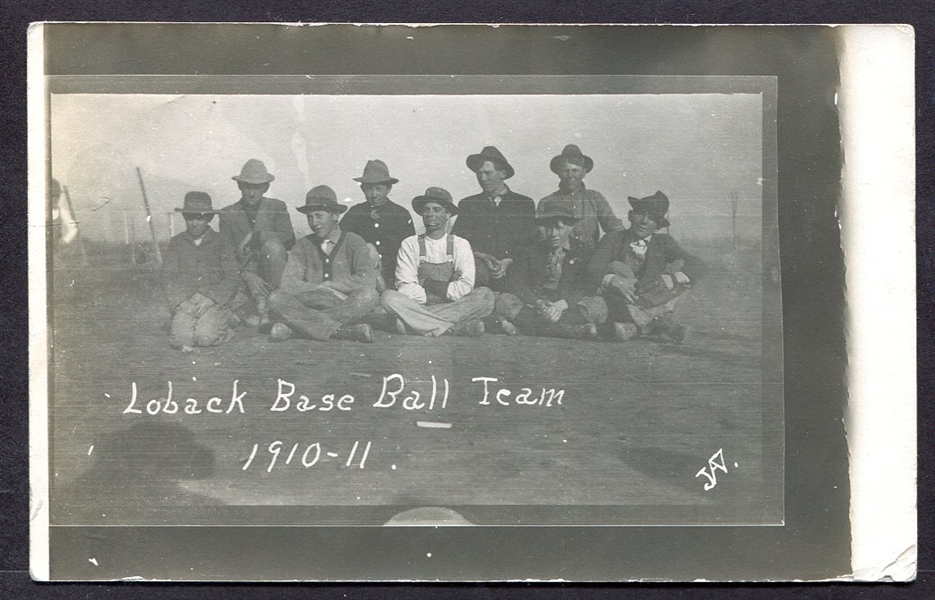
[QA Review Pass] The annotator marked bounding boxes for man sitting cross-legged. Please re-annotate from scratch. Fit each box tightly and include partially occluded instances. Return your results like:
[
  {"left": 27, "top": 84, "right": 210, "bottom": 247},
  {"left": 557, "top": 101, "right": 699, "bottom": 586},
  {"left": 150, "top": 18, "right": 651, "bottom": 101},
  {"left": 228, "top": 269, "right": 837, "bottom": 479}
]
[
  {"left": 494, "top": 201, "right": 600, "bottom": 340},
  {"left": 587, "top": 191, "right": 707, "bottom": 343},
  {"left": 267, "top": 185, "right": 379, "bottom": 343},
  {"left": 380, "top": 187, "right": 494, "bottom": 337}
]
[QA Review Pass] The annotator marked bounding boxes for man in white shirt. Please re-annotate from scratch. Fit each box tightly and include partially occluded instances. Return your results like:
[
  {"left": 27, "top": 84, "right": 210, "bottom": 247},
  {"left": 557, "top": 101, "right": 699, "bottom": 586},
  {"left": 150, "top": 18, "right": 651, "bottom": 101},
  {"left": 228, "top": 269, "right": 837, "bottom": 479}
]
[{"left": 380, "top": 187, "right": 495, "bottom": 337}]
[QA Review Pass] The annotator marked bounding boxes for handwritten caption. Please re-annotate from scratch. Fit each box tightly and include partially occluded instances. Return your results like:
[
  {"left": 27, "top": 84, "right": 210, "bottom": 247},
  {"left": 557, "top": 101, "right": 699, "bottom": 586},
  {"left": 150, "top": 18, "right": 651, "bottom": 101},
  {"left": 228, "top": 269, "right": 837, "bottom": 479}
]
[
  {"left": 695, "top": 448, "right": 732, "bottom": 491},
  {"left": 119, "top": 375, "right": 566, "bottom": 416}
]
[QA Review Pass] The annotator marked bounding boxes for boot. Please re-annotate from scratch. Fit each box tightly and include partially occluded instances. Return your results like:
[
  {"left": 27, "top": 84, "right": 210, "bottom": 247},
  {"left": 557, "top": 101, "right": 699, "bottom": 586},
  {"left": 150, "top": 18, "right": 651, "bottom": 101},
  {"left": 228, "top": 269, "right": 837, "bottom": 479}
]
[
  {"left": 613, "top": 322, "right": 639, "bottom": 342},
  {"left": 649, "top": 316, "right": 691, "bottom": 344},
  {"left": 444, "top": 319, "right": 485, "bottom": 337},
  {"left": 269, "top": 322, "right": 295, "bottom": 342},
  {"left": 555, "top": 321, "right": 599, "bottom": 341},
  {"left": 499, "top": 318, "right": 519, "bottom": 336},
  {"left": 510, "top": 307, "right": 544, "bottom": 335},
  {"left": 330, "top": 323, "right": 375, "bottom": 343}
]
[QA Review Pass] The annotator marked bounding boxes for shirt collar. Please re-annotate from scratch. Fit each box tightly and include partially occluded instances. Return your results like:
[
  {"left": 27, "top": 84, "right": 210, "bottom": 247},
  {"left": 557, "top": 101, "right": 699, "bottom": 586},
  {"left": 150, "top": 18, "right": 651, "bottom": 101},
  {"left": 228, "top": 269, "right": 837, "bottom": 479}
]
[
  {"left": 314, "top": 226, "right": 342, "bottom": 246},
  {"left": 487, "top": 184, "right": 510, "bottom": 200}
]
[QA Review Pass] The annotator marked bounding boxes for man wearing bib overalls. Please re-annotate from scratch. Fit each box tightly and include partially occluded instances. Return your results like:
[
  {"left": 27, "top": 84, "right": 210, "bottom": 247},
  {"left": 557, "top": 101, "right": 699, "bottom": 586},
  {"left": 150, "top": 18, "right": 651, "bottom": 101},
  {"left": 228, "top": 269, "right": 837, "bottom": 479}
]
[{"left": 380, "top": 187, "right": 495, "bottom": 337}]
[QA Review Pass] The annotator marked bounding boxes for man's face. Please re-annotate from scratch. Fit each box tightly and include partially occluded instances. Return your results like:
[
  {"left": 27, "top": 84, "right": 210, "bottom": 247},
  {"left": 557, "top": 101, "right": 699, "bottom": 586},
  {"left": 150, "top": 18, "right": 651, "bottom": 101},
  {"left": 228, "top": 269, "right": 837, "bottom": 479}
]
[
  {"left": 184, "top": 213, "right": 212, "bottom": 238},
  {"left": 476, "top": 160, "right": 507, "bottom": 195},
  {"left": 629, "top": 211, "right": 659, "bottom": 240},
  {"left": 421, "top": 202, "right": 450, "bottom": 233},
  {"left": 238, "top": 182, "right": 269, "bottom": 207},
  {"left": 361, "top": 183, "right": 391, "bottom": 207},
  {"left": 544, "top": 218, "right": 574, "bottom": 250},
  {"left": 557, "top": 160, "right": 587, "bottom": 193},
  {"left": 307, "top": 209, "right": 339, "bottom": 240}
]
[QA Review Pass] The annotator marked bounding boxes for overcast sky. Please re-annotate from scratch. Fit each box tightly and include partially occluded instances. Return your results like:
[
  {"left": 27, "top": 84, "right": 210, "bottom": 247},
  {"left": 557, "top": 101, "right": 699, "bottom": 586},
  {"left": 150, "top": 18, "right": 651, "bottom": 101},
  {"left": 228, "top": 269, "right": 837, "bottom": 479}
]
[{"left": 51, "top": 92, "right": 765, "bottom": 242}]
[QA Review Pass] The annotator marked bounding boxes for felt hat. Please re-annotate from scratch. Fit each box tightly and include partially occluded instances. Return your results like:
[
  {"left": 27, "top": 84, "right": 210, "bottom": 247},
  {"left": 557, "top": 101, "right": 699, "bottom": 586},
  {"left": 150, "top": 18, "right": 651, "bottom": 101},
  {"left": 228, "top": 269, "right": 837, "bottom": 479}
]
[
  {"left": 353, "top": 159, "right": 399, "bottom": 185},
  {"left": 232, "top": 159, "right": 275, "bottom": 184},
  {"left": 412, "top": 186, "right": 458, "bottom": 216},
  {"left": 175, "top": 191, "right": 219, "bottom": 215},
  {"left": 549, "top": 144, "right": 594, "bottom": 174},
  {"left": 296, "top": 185, "right": 348, "bottom": 214},
  {"left": 466, "top": 146, "right": 515, "bottom": 179},
  {"left": 628, "top": 190, "right": 670, "bottom": 228},
  {"left": 536, "top": 199, "right": 579, "bottom": 223}
]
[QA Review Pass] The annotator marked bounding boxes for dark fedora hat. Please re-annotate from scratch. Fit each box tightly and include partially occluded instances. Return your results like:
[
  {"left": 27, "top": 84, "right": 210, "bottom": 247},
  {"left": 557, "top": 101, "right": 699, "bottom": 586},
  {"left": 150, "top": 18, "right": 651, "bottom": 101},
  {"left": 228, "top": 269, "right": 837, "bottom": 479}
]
[
  {"left": 549, "top": 144, "right": 594, "bottom": 174},
  {"left": 628, "top": 191, "right": 670, "bottom": 228},
  {"left": 536, "top": 199, "right": 579, "bottom": 223},
  {"left": 466, "top": 146, "right": 515, "bottom": 179},
  {"left": 175, "top": 191, "right": 219, "bottom": 215},
  {"left": 296, "top": 185, "right": 348, "bottom": 214},
  {"left": 353, "top": 159, "right": 399, "bottom": 185},
  {"left": 412, "top": 186, "right": 458, "bottom": 216}
]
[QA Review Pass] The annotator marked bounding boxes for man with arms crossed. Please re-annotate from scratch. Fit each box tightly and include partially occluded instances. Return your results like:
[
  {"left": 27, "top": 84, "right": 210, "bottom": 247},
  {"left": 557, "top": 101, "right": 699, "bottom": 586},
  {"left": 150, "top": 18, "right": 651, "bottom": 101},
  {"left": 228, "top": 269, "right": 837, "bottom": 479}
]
[{"left": 381, "top": 187, "right": 494, "bottom": 337}]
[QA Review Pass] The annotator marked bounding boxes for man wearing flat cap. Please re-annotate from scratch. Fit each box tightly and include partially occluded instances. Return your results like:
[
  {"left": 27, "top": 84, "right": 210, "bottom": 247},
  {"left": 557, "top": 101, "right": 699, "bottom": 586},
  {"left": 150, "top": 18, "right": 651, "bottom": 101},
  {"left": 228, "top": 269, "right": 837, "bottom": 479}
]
[
  {"left": 587, "top": 191, "right": 707, "bottom": 343},
  {"left": 538, "top": 144, "right": 624, "bottom": 251},
  {"left": 494, "top": 199, "right": 601, "bottom": 340},
  {"left": 380, "top": 187, "right": 494, "bottom": 337},
  {"left": 266, "top": 186, "right": 379, "bottom": 343},
  {"left": 452, "top": 146, "right": 536, "bottom": 289},
  {"left": 339, "top": 159, "right": 415, "bottom": 292},
  {"left": 162, "top": 192, "right": 240, "bottom": 350},
  {"left": 220, "top": 159, "right": 296, "bottom": 332}
]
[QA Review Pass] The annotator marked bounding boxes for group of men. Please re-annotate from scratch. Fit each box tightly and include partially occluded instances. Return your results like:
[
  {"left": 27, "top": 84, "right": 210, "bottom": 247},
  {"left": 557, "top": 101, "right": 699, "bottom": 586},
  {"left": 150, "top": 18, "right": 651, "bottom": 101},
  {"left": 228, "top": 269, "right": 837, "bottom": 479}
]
[{"left": 160, "top": 144, "right": 705, "bottom": 350}]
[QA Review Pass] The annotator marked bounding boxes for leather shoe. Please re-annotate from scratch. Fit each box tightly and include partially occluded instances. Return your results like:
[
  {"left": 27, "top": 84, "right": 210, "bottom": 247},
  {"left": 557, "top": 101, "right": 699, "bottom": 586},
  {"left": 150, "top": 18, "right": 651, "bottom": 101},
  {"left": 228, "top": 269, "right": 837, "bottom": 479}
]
[{"left": 331, "top": 323, "right": 375, "bottom": 343}]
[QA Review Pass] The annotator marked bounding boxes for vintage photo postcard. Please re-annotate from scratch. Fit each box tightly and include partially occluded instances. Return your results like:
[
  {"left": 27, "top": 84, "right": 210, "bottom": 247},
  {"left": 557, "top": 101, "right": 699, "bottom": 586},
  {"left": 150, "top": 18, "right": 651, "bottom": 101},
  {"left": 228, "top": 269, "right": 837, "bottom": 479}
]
[{"left": 27, "top": 23, "right": 914, "bottom": 582}]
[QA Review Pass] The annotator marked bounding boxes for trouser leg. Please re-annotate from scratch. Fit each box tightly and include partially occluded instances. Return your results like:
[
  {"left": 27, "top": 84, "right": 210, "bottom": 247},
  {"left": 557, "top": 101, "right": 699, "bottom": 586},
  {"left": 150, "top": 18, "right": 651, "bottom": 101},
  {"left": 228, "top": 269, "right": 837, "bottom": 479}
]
[
  {"left": 267, "top": 289, "right": 343, "bottom": 341},
  {"left": 192, "top": 305, "right": 235, "bottom": 347},
  {"left": 258, "top": 239, "right": 288, "bottom": 289},
  {"left": 169, "top": 310, "right": 197, "bottom": 348},
  {"left": 381, "top": 287, "right": 494, "bottom": 336},
  {"left": 426, "top": 287, "right": 495, "bottom": 328},
  {"left": 494, "top": 292, "right": 524, "bottom": 321}
]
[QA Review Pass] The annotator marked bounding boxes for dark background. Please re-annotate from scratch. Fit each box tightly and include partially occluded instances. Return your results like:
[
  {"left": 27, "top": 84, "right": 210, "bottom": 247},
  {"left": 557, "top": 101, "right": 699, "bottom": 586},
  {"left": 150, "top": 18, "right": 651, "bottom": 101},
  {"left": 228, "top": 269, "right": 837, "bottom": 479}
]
[{"left": 2, "top": 1, "right": 932, "bottom": 597}]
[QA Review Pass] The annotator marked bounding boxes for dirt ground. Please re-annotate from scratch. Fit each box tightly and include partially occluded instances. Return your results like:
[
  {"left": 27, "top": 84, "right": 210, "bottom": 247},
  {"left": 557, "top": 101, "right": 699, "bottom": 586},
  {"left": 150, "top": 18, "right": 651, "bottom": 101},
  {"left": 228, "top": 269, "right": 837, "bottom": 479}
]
[{"left": 45, "top": 239, "right": 783, "bottom": 527}]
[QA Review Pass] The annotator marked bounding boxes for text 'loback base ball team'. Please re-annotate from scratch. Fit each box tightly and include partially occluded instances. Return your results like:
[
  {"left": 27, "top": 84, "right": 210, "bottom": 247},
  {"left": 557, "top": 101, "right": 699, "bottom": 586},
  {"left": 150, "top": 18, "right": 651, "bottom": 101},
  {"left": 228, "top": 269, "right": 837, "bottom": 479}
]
[{"left": 160, "top": 145, "right": 706, "bottom": 350}]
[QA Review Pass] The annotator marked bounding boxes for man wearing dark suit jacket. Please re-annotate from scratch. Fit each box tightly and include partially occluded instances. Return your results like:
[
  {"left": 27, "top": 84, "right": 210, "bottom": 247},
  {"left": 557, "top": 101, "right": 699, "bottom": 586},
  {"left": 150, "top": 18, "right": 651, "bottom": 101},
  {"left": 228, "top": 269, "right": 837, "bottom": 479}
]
[
  {"left": 219, "top": 159, "right": 296, "bottom": 332},
  {"left": 339, "top": 159, "right": 415, "bottom": 292},
  {"left": 494, "top": 201, "right": 600, "bottom": 340},
  {"left": 451, "top": 146, "right": 536, "bottom": 290},
  {"left": 587, "top": 191, "right": 707, "bottom": 343}
]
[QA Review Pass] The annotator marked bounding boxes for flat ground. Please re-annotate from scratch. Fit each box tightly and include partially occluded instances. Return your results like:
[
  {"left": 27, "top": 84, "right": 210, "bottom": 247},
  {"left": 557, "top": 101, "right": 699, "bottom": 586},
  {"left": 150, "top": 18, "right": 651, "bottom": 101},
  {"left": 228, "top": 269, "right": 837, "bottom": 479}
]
[{"left": 46, "top": 240, "right": 783, "bottom": 526}]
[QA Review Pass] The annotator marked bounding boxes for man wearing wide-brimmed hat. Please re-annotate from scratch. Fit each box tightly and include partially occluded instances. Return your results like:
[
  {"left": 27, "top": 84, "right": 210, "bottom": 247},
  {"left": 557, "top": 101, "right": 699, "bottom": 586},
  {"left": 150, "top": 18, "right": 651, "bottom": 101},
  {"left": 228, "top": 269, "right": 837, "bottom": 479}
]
[
  {"left": 538, "top": 144, "right": 624, "bottom": 251},
  {"left": 587, "top": 191, "right": 707, "bottom": 343},
  {"left": 266, "top": 185, "right": 379, "bottom": 343},
  {"left": 162, "top": 192, "right": 240, "bottom": 350},
  {"left": 220, "top": 159, "right": 296, "bottom": 332},
  {"left": 380, "top": 187, "right": 494, "bottom": 337},
  {"left": 339, "top": 159, "right": 415, "bottom": 292},
  {"left": 493, "top": 199, "right": 600, "bottom": 340},
  {"left": 451, "top": 146, "right": 536, "bottom": 289}
]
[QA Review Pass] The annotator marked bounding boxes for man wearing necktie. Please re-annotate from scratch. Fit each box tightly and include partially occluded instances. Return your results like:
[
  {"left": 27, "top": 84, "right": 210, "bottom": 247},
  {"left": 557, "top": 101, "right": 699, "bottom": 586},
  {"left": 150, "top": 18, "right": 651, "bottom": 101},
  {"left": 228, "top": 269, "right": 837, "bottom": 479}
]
[
  {"left": 585, "top": 191, "right": 707, "bottom": 343},
  {"left": 451, "top": 146, "right": 536, "bottom": 289},
  {"left": 266, "top": 186, "right": 379, "bottom": 343}
]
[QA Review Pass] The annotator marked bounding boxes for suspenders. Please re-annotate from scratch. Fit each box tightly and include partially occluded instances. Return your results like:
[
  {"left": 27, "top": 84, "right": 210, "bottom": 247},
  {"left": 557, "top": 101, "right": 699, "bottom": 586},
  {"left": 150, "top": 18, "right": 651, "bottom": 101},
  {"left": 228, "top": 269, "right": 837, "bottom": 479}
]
[{"left": 417, "top": 234, "right": 454, "bottom": 263}]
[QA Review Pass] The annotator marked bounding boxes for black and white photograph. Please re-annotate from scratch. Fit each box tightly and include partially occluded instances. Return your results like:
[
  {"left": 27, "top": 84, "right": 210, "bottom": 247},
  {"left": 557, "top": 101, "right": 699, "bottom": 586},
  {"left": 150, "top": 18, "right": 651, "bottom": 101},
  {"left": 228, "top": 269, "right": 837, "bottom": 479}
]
[{"left": 25, "top": 23, "right": 915, "bottom": 583}]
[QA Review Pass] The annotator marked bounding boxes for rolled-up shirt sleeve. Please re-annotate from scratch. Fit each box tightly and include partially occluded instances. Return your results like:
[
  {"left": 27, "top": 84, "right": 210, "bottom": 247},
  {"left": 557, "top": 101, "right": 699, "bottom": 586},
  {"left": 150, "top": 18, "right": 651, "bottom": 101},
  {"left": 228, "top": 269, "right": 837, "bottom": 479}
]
[
  {"left": 395, "top": 236, "right": 427, "bottom": 304},
  {"left": 447, "top": 235, "right": 475, "bottom": 301}
]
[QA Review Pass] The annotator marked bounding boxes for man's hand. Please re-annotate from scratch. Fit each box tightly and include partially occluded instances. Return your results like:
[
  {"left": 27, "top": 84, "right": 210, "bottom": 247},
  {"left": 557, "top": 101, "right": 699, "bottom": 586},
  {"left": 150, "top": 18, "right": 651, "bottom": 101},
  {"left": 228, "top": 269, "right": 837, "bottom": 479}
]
[
  {"left": 538, "top": 299, "right": 567, "bottom": 322},
  {"left": 605, "top": 275, "right": 637, "bottom": 304},
  {"left": 242, "top": 271, "right": 271, "bottom": 298},
  {"left": 237, "top": 231, "right": 255, "bottom": 259},
  {"left": 491, "top": 257, "right": 513, "bottom": 279},
  {"left": 475, "top": 252, "right": 500, "bottom": 273},
  {"left": 190, "top": 294, "right": 216, "bottom": 318}
]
